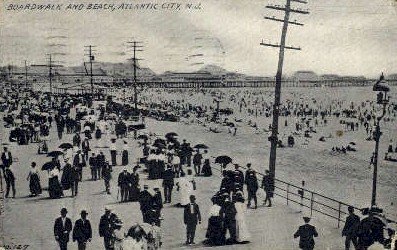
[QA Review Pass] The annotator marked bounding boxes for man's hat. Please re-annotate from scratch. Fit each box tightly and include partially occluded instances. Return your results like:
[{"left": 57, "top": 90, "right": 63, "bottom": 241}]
[
  {"left": 303, "top": 217, "right": 311, "bottom": 223},
  {"left": 81, "top": 210, "right": 88, "bottom": 215},
  {"left": 61, "top": 208, "right": 68, "bottom": 214},
  {"left": 105, "top": 206, "right": 112, "bottom": 211}
]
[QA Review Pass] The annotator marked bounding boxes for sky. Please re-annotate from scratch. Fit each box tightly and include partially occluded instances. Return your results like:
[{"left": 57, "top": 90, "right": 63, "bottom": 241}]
[{"left": 0, "top": 0, "right": 396, "bottom": 77}]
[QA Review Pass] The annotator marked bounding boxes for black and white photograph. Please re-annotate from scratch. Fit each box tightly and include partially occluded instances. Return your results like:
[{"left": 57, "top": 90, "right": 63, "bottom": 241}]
[{"left": 0, "top": 0, "right": 396, "bottom": 249}]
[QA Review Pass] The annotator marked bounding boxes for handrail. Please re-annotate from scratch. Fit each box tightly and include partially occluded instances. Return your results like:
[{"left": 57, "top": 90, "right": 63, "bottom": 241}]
[{"left": 213, "top": 162, "right": 396, "bottom": 227}]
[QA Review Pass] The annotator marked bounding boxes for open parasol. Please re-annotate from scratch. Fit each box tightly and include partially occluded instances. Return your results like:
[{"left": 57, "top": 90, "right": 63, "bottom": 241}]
[
  {"left": 47, "top": 151, "right": 64, "bottom": 158},
  {"left": 215, "top": 155, "right": 233, "bottom": 165}
]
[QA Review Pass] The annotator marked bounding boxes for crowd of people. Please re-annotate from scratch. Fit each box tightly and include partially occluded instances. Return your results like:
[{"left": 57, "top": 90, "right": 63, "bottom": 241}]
[{"left": 0, "top": 86, "right": 396, "bottom": 250}]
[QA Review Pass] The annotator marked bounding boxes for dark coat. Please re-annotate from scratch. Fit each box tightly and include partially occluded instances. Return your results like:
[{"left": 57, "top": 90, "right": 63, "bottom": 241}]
[
  {"left": 184, "top": 203, "right": 201, "bottom": 225},
  {"left": 118, "top": 172, "right": 130, "bottom": 187},
  {"left": 1, "top": 152, "right": 12, "bottom": 167},
  {"left": 162, "top": 168, "right": 174, "bottom": 186},
  {"left": 261, "top": 174, "right": 274, "bottom": 192},
  {"left": 138, "top": 190, "right": 153, "bottom": 211},
  {"left": 73, "top": 219, "right": 92, "bottom": 243},
  {"left": 96, "top": 154, "right": 106, "bottom": 168},
  {"left": 73, "top": 154, "right": 86, "bottom": 168},
  {"left": 294, "top": 224, "right": 318, "bottom": 249},
  {"left": 89, "top": 156, "right": 97, "bottom": 168},
  {"left": 61, "top": 163, "right": 74, "bottom": 190},
  {"left": 54, "top": 217, "right": 73, "bottom": 243},
  {"left": 82, "top": 140, "right": 90, "bottom": 152},
  {"left": 99, "top": 214, "right": 112, "bottom": 238},
  {"left": 245, "top": 170, "right": 258, "bottom": 192},
  {"left": 102, "top": 165, "right": 112, "bottom": 181},
  {"left": 342, "top": 213, "right": 360, "bottom": 236},
  {"left": 220, "top": 200, "right": 237, "bottom": 221}
]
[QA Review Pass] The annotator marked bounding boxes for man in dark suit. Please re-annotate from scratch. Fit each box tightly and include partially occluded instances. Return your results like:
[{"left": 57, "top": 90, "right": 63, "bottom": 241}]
[
  {"left": 73, "top": 133, "right": 81, "bottom": 147},
  {"left": 162, "top": 165, "right": 174, "bottom": 203},
  {"left": 4, "top": 166, "right": 15, "bottom": 198},
  {"left": 294, "top": 217, "right": 318, "bottom": 250},
  {"left": 99, "top": 207, "right": 113, "bottom": 250},
  {"left": 1, "top": 147, "right": 12, "bottom": 168},
  {"left": 72, "top": 210, "right": 92, "bottom": 250},
  {"left": 220, "top": 196, "right": 237, "bottom": 244},
  {"left": 117, "top": 169, "right": 130, "bottom": 202},
  {"left": 81, "top": 138, "right": 90, "bottom": 160},
  {"left": 245, "top": 163, "right": 258, "bottom": 209},
  {"left": 183, "top": 195, "right": 201, "bottom": 245},
  {"left": 139, "top": 185, "right": 153, "bottom": 223},
  {"left": 233, "top": 164, "right": 245, "bottom": 187},
  {"left": 342, "top": 206, "right": 360, "bottom": 250},
  {"left": 261, "top": 170, "right": 274, "bottom": 207},
  {"left": 54, "top": 208, "right": 73, "bottom": 250},
  {"left": 88, "top": 153, "right": 97, "bottom": 180},
  {"left": 96, "top": 151, "right": 105, "bottom": 179},
  {"left": 73, "top": 150, "right": 86, "bottom": 182}
]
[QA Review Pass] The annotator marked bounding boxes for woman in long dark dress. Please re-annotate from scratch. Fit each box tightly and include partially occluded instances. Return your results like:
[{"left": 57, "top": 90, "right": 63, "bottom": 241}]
[
  {"left": 122, "top": 141, "right": 129, "bottom": 166},
  {"left": 201, "top": 159, "right": 212, "bottom": 177},
  {"left": 48, "top": 167, "right": 63, "bottom": 199},
  {"left": 128, "top": 167, "right": 140, "bottom": 201},
  {"left": 27, "top": 162, "right": 42, "bottom": 196},
  {"left": 205, "top": 196, "right": 224, "bottom": 246}
]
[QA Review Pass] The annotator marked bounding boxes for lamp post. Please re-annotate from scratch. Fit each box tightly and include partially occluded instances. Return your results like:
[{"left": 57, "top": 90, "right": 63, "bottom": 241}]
[{"left": 370, "top": 73, "right": 390, "bottom": 209}]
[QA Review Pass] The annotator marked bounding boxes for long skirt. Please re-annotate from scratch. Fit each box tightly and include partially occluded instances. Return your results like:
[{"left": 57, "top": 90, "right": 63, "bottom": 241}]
[
  {"left": 201, "top": 163, "right": 212, "bottom": 177},
  {"left": 205, "top": 216, "right": 224, "bottom": 246},
  {"left": 129, "top": 186, "right": 140, "bottom": 201},
  {"left": 122, "top": 150, "right": 128, "bottom": 166},
  {"left": 29, "top": 174, "right": 42, "bottom": 195},
  {"left": 111, "top": 150, "right": 117, "bottom": 166},
  {"left": 48, "top": 177, "right": 64, "bottom": 199}
]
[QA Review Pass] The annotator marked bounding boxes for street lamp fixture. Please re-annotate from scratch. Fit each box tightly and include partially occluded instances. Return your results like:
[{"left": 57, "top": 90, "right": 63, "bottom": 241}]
[{"left": 370, "top": 72, "right": 390, "bottom": 210}]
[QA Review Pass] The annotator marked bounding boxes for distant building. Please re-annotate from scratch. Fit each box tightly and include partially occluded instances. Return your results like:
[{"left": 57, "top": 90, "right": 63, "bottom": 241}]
[{"left": 292, "top": 71, "right": 319, "bottom": 82}]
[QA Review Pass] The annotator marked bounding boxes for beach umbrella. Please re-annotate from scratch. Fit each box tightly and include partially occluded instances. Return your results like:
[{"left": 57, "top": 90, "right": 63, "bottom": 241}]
[
  {"left": 59, "top": 143, "right": 73, "bottom": 150},
  {"left": 194, "top": 144, "right": 208, "bottom": 150},
  {"left": 215, "top": 155, "right": 233, "bottom": 165},
  {"left": 47, "top": 151, "right": 64, "bottom": 158},
  {"left": 41, "top": 161, "right": 55, "bottom": 171}
]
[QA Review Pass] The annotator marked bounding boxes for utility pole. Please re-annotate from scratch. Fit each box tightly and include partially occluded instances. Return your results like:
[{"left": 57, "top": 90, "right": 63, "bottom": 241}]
[
  {"left": 261, "top": 0, "right": 309, "bottom": 184},
  {"left": 24, "top": 60, "right": 28, "bottom": 89},
  {"left": 84, "top": 45, "right": 96, "bottom": 98},
  {"left": 127, "top": 41, "right": 144, "bottom": 110},
  {"left": 32, "top": 54, "right": 63, "bottom": 93}
]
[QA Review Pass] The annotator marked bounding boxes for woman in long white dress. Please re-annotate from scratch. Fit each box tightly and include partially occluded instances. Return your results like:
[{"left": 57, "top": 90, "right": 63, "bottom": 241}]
[
  {"left": 235, "top": 193, "right": 250, "bottom": 243},
  {"left": 177, "top": 169, "right": 195, "bottom": 206}
]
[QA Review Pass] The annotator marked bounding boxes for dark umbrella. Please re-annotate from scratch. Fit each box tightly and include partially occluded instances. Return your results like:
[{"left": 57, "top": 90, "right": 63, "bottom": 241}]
[
  {"left": 154, "top": 138, "right": 166, "bottom": 145},
  {"left": 194, "top": 144, "right": 209, "bottom": 150},
  {"left": 165, "top": 132, "right": 178, "bottom": 140},
  {"left": 47, "top": 151, "right": 64, "bottom": 158},
  {"left": 137, "top": 134, "right": 149, "bottom": 140},
  {"left": 153, "top": 142, "right": 166, "bottom": 149},
  {"left": 215, "top": 155, "right": 232, "bottom": 165},
  {"left": 59, "top": 143, "right": 73, "bottom": 149},
  {"left": 41, "top": 161, "right": 55, "bottom": 171}
]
